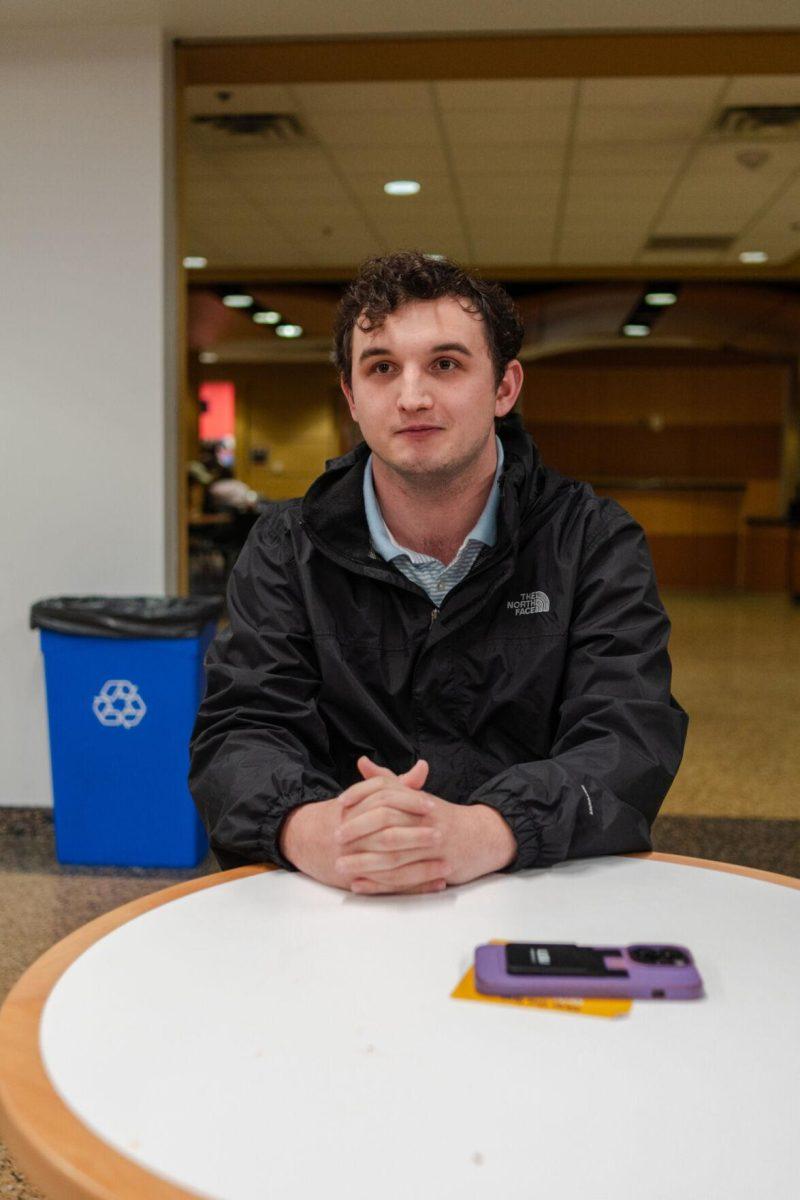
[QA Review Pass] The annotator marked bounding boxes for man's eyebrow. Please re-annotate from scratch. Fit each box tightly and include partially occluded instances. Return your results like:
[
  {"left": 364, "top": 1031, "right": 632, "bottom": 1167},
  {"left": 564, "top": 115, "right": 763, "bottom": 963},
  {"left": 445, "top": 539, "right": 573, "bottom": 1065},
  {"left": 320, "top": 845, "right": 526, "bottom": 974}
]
[{"left": 358, "top": 341, "right": 473, "bottom": 363}]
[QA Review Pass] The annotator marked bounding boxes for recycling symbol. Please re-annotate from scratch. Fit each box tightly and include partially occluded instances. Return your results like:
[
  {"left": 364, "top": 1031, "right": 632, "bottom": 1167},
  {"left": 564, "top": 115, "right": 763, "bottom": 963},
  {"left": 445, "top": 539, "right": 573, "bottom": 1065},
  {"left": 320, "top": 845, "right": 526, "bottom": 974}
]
[{"left": 92, "top": 680, "right": 147, "bottom": 729}]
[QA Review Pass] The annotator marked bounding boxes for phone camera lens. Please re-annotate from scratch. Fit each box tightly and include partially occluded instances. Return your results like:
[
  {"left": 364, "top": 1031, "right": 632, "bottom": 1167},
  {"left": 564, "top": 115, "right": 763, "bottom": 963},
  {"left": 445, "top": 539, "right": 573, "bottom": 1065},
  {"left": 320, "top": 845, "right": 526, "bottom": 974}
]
[{"left": 629, "top": 946, "right": 687, "bottom": 966}]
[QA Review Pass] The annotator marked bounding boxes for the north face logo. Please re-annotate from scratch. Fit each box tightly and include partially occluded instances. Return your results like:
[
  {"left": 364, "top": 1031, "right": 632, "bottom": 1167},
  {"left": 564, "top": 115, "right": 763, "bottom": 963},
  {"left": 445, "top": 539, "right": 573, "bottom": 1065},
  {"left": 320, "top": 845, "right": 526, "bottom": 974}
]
[{"left": 507, "top": 591, "right": 550, "bottom": 615}]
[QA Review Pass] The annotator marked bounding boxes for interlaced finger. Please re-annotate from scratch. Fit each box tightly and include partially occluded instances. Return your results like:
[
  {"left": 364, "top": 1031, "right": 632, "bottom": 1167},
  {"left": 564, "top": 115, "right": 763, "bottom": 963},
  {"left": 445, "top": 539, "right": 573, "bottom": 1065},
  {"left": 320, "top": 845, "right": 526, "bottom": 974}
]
[
  {"left": 336, "top": 804, "right": 432, "bottom": 847},
  {"left": 350, "top": 859, "right": 450, "bottom": 893},
  {"left": 337, "top": 847, "right": 444, "bottom": 877},
  {"left": 335, "top": 825, "right": 438, "bottom": 864},
  {"left": 337, "top": 776, "right": 394, "bottom": 809},
  {"left": 341, "top": 786, "right": 435, "bottom": 819},
  {"left": 343, "top": 859, "right": 450, "bottom": 888}
]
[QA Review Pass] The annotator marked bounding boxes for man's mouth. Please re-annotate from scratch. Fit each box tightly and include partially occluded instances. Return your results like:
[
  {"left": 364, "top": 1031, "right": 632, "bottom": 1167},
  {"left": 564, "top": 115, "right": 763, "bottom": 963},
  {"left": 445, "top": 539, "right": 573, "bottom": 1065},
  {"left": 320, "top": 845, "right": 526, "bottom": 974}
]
[{"left": 395, "top": 425, "right": 442, "bottom": 435}]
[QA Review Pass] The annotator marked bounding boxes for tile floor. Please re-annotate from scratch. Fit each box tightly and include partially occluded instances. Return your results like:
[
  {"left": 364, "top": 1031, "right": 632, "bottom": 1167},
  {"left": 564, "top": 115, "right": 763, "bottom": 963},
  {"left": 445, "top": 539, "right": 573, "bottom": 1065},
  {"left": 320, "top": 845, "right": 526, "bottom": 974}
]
[{"left": 1, "top": 591, "right": 799, "bottom": 1198}]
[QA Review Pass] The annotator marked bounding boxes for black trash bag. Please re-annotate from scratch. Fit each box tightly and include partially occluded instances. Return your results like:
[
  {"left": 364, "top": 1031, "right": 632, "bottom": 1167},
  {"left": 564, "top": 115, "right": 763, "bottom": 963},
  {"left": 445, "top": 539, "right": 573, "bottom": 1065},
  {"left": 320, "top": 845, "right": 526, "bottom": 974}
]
[{"left": 30, "top": 595, "right": 224, "bottom": 639}]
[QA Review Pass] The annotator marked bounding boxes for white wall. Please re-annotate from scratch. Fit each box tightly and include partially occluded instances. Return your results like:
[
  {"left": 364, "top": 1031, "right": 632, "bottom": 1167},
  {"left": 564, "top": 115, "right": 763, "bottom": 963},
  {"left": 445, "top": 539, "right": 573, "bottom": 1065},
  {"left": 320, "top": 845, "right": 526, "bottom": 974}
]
[{"left": 0, "top": 25, "right": 175, "bottom": 806}]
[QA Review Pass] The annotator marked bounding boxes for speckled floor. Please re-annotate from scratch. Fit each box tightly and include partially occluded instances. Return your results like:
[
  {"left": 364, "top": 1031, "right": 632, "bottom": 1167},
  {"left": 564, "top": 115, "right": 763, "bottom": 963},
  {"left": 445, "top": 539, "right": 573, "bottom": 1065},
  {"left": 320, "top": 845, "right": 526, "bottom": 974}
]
[
  {"left": 663, "top": 592, "right": 800, "bottom": 819},
  {"left": 1, "top": 591, "right": 799, "bottom": 1198}
]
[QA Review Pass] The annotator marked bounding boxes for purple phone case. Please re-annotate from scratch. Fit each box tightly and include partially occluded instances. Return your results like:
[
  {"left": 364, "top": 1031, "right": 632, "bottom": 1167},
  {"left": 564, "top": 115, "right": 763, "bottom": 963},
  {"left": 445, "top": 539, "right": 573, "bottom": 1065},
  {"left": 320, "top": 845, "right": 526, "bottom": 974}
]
[{"left": 474, "top": 944, "right": 703, "bottom": 1000}]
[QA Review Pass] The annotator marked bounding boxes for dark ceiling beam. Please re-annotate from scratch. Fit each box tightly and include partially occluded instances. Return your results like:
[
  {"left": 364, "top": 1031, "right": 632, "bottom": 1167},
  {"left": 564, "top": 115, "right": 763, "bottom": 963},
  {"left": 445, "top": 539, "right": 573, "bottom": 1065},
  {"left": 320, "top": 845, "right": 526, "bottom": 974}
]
[
  {"left": 179, "top": 31, "right": 800, "bottom": 86},
  {"left": 194, "top": 260, "right": 800, "bottom": 285}
]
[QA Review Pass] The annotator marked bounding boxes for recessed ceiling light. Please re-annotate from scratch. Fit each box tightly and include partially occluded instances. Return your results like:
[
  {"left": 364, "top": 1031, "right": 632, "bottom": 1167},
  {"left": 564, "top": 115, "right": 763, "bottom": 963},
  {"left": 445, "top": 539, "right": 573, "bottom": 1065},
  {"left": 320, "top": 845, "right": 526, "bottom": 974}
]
[
  {"left": 384, "top": 180, "right": 421, "bottom": 196},
  {"left": 183, "top": 256, "right": 208, "bottom": 269},
  {"left": 644, "top": 291, "right": 677, "bottom": 307},
  {"left": 739, "top": 250, "right": 768, "bottom": 263},
  {"left": 199, "top": 351, "right": 218, "bottom": 363},
  {"left": 253, "top": 310, "right": 282, "bottom": 325},
  {"left": 622, "top": 324, "right": 651, "bottom": 338},
  {"left": 275, "top": 324, "right": 303, "bottom": 339},
  {"left": 222, "top": 294, "right": 254, "bottom": 308}
]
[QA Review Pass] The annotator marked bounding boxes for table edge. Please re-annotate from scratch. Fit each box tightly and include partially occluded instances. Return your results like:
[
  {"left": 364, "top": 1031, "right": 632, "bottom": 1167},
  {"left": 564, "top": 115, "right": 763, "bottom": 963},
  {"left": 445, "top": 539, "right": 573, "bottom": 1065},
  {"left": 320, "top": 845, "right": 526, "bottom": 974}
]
[
  {"left": 1, "top": 853, "right": 797, "bottom": 1199},
  {"left": 0, "top": 865, "right": 270, "bottom": 1200}
]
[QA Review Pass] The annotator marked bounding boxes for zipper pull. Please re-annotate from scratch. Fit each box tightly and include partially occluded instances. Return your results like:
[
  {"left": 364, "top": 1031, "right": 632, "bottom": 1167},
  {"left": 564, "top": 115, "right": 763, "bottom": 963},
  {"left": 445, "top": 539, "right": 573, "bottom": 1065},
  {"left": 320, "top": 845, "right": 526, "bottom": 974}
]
[{"left": 430, "top": 607, "right": 439, "bottom": 626}]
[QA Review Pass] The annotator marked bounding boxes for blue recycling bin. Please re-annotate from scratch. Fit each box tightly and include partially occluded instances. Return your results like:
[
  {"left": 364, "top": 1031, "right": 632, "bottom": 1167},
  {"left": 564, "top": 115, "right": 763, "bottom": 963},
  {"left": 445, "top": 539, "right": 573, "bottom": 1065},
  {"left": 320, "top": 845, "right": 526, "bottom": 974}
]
[{"left": 31, "top": 596, "right": 223, "bottom": 867}]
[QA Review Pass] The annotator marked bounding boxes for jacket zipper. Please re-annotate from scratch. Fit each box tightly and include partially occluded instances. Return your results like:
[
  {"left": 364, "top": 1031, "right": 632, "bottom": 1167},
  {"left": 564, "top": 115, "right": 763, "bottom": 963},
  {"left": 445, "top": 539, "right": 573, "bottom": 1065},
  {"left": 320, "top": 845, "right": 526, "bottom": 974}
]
[{"left": 430, "top": 607, "right": 439, "bottom": 626}]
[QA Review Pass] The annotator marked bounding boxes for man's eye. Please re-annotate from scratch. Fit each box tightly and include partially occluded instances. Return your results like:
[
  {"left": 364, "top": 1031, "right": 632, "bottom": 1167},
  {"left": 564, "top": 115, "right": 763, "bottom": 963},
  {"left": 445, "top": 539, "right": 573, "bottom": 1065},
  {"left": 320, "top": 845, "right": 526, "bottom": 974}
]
[
  {"left": 372, "top": 361, "right": 394, "bottom": 374},
  {"left": 435, "top": 358, "right": 459, "bottom": 371}
]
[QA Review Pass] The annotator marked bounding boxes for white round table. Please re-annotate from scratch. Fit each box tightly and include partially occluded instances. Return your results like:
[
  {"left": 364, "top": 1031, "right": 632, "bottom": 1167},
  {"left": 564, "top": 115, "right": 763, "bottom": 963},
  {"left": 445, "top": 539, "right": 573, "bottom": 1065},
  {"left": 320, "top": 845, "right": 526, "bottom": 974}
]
[{"left": 1, "top": 854, "right": 799, "bottom": 1200}]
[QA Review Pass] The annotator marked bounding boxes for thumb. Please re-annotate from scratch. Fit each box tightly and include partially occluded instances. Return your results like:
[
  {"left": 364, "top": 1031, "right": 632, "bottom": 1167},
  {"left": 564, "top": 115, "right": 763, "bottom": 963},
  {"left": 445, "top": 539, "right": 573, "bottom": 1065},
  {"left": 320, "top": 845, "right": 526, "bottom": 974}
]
[
  {"left": 356, "top": 754, "right": 396, "bottom": 781},
  {"left": 399, "top": 759, "right": 429, "bottom": 790}
]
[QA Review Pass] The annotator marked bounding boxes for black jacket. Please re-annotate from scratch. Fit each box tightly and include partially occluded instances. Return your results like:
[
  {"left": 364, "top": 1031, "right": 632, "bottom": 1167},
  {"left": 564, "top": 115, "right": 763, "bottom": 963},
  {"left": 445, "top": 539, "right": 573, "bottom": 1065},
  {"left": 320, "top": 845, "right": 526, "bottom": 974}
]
[{"left": 189, "top": 418, "right": 688, "bottom": 873}]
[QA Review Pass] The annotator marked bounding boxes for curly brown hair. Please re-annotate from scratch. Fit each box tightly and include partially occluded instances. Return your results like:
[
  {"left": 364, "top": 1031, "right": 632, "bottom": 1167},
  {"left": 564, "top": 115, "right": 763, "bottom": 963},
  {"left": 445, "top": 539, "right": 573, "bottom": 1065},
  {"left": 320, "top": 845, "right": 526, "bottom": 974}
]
[{"left": 333, "top": 250, "right": 524, "bottom": 387}]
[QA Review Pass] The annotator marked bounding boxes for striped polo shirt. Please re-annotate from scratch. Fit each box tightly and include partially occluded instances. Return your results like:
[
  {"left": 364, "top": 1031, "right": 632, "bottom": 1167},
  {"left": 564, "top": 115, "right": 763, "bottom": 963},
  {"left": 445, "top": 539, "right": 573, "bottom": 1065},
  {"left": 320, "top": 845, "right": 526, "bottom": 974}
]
[{"left": 363, "top": 437, "right": 504, "bottom": 606}]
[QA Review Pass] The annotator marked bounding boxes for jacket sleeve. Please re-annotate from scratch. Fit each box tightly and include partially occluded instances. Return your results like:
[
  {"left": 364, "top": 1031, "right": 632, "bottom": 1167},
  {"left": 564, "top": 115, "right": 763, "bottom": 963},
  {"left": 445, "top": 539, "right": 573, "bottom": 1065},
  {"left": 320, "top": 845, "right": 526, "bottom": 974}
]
[
  {"left": 189, "top": 510, "right": 341, "bottom": 871},
  {"left": 466, "top": 502, "right": 688, "bottom": 871}
]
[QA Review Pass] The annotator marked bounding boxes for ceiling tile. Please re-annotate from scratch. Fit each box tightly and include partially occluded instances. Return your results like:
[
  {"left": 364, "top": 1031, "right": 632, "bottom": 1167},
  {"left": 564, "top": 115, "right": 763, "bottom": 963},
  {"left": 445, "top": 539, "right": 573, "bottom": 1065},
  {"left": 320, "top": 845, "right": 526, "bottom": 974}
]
[
  {"left": 724, "top": 76, "right": 800, "bottom": 107},
  {"left": 293, "top": 81, "right": 433, "bottom": 113},
  {"left": 375, "top": 217, "right": 465, "bottom": 241},
  {"left": 570, "top": 143, "right": 687, "bottom": 176},
  {"left": 468, "top": 226, "right": 560, "bottom": 260},
  {"left": 564, "top": 174, "right": 671, "bottom": 202},
  {"left": 575, "top": 103, "right": 714, "bottom": 144},
  {"left": 435, "top": 79, "right": 575, "bottom": 111},
  {"left": 359, "top": 202, "right": 463, "bottom": 231},
  {"left": 212, "top": 146, "right": 336, "bottom": 180},
  {"left": 722, "top": 233, "right": 799, "bottom": 265},
  {"left": 304, "top": 110, "right": 442, "bottom": 149},
  {"left": 185, "top": 84, "right": 297, "bottom": 116},
  {"left": 637, "top": 247, "right": 726, "bottom": 264},
  {"left": 457, "top": 172, "right": 562, "bottom": 203},
  {"left": 209, "top": 233, "right": 309, "bottom": 267},
  {"left": 679, "top": 140, "right": 800, "bottom": 188},
  {"left": 442, "top": 108, "right": 572, "bottom": 146},
  {"left": 328, "top": 145, "right": 449, "bottom": 176},
  {"left": 658, "top": 143, "right": 800, "bottom": 233},
  {"left": 580, "top": 77, "right": 725, "bottom": 109},
  {"left": 462, "top": 201, "right": 559, "bottom": 229},
  {"left": 556, "top": 238, "right": 642, "bottom": 265},
  {"left": 237, "top": 176, "right": 353, "bottom": 207},
  {"left": 345, "top": 172, "right": 452, "bottom": 202},
  {"left": 451, "top": 144, "right": 567, "bottom": 173}
]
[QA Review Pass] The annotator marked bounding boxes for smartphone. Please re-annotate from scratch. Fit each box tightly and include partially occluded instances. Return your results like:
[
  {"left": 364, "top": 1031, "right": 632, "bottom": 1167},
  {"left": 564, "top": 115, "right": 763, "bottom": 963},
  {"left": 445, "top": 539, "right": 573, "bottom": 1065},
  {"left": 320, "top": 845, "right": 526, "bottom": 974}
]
[{"left": 474, "top": 942, "right": 703, "bottom": 1000}]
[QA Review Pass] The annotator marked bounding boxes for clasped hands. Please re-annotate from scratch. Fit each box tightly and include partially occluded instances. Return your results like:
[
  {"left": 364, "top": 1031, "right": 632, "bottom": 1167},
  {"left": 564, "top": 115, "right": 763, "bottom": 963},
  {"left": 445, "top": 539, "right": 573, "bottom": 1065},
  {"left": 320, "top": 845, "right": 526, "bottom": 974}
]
[{"left": 279, "top": 755, "right": 517, "bottom": 895}]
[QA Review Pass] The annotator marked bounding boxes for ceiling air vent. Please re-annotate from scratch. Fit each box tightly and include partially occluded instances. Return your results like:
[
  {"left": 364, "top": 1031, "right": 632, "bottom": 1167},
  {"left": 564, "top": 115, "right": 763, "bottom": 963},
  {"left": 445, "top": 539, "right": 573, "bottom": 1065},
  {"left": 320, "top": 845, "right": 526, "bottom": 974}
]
[
  {"left": 191, "top": 112, "right": 308, "bottom": 142},
  {"left": 644, "top": 235, "right": 734, "bottom": 253},
  {"left": 714, "top": 105, "right": 800, "bottom": 137}
]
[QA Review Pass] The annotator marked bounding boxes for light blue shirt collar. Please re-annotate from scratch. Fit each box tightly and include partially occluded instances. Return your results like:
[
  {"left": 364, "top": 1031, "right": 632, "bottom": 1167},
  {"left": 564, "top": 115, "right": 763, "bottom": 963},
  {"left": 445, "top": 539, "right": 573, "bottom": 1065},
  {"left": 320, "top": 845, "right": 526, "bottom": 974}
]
[{"left": 363, "top": 436, "right": 504, "bottom": 564}]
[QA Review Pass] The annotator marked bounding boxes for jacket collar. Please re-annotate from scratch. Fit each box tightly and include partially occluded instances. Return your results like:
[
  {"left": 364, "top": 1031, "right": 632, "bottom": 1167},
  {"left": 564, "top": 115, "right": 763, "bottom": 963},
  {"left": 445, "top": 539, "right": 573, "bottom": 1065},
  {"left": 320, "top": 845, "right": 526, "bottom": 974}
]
[{"left": 301, "top": 414, "right": 545, "bottom": 569}]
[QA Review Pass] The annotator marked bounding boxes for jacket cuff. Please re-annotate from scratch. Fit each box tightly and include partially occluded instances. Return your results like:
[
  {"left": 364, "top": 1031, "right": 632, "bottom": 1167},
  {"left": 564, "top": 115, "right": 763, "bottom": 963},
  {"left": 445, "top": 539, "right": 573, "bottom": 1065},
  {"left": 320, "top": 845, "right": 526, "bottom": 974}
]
[
  {"left": 469, "top": 795, "right": 541, "bottom": 872},
  {"left": 260, "top": 791, "right": 331, "bottom": 871}
]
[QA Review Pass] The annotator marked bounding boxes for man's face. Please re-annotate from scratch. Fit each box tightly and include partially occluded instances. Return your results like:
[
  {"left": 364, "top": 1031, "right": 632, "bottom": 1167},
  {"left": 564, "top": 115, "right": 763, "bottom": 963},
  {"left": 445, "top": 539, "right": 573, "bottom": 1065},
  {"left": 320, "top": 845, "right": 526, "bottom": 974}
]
[{"left": 341, "top": 297, "right": 522, "bottom": 485}]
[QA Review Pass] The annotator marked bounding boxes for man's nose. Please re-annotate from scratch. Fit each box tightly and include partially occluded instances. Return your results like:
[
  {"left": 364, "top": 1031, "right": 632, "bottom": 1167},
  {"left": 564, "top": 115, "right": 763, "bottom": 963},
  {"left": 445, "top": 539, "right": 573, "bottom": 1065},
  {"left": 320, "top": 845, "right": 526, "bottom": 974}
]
[{"left": 395, "top": 367, "right": 433, "bottom": 411}]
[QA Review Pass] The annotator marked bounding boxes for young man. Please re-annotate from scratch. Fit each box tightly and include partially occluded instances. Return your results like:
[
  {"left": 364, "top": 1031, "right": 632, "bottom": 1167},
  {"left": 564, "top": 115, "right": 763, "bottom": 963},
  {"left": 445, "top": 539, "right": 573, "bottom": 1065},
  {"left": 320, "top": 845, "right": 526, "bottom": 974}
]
[{"left": 190, "top": 252, "right": 687, "bottom": 895}]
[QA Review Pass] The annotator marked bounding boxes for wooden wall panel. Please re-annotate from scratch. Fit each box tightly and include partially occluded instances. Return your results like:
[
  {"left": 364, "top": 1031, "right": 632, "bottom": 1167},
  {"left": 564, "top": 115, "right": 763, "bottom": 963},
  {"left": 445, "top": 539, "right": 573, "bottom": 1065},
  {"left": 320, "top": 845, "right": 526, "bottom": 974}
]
[
  {"left": 648, "top": 535, "right": 738, "bottom": 589},
  {"left": 191, "top": 362, "right": 342, "bottom": 501},
  {"left": 742, "top": 526, "right": 791, "bottom": 592},
  {"left": 594, "top": 489, "right": 741, "bottom": 536},
  {"left": 533, "top": 424, "right": 781, "bottom": 480},
  {"left": 523, "top": 364, "right": 787, "bottom": 426}
]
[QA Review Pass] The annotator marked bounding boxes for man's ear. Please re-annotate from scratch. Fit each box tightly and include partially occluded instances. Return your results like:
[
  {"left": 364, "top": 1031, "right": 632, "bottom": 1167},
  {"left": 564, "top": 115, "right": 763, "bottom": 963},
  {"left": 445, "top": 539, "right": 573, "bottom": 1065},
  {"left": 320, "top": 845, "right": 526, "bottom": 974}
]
[
  {"left": 340, "top": 373, "right": 358, "bottom": 422},
  {"left": 494, "top": 359, "right": 524, "bottom": 419}
]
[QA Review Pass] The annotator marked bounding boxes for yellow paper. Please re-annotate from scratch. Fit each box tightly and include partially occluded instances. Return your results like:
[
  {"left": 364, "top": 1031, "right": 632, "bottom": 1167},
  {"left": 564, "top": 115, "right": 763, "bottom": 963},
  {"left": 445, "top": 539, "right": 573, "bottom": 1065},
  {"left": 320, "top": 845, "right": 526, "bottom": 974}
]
[{"left": 451, "top": 964, "right": 632, "bottom": 1019}]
